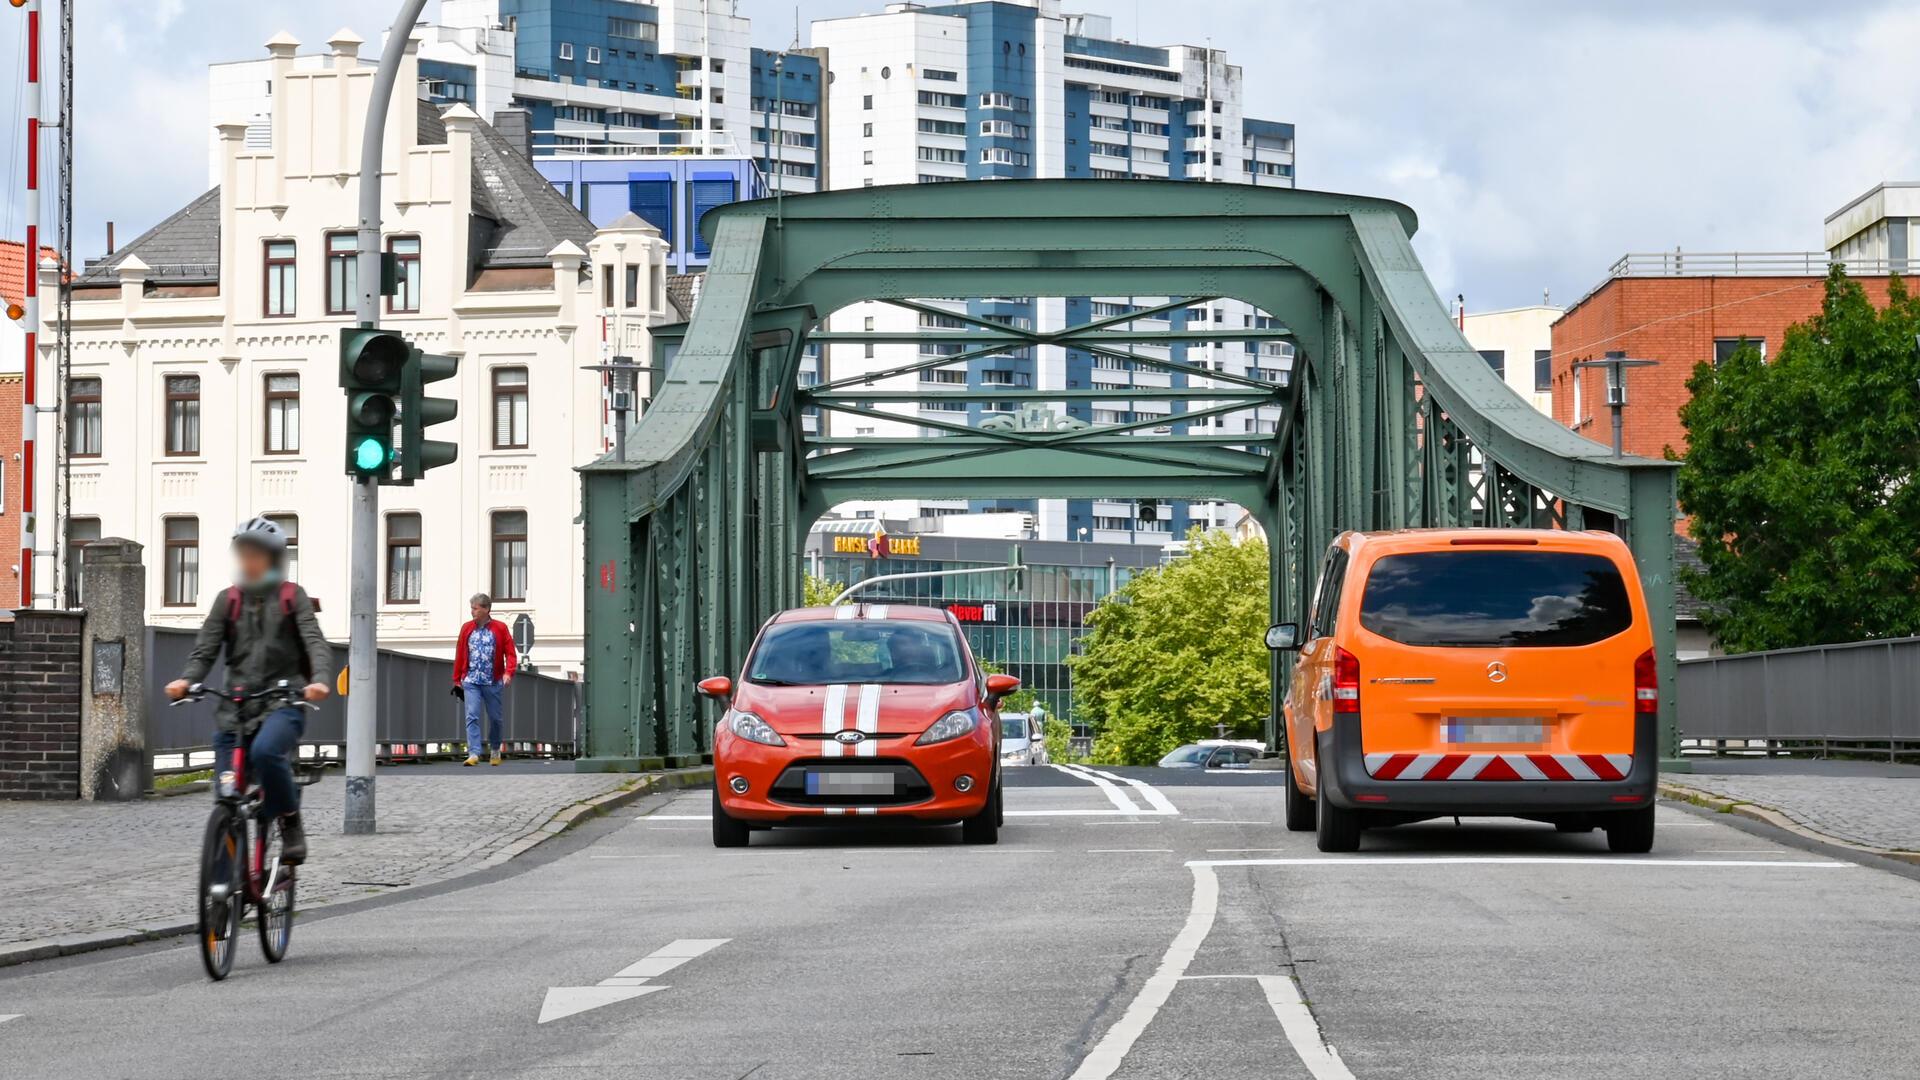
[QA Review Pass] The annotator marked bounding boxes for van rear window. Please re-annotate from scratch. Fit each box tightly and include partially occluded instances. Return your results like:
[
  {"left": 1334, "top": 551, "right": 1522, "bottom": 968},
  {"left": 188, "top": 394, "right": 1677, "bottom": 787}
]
[{"left": 1358, "top": 550, "right": 1633, "bottom": 647}]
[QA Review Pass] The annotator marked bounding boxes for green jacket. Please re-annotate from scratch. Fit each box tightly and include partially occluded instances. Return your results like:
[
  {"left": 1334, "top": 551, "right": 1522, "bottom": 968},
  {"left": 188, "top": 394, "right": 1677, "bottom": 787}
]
[{"left": 180, "top": 582, "right": 335, "bottom": 731}]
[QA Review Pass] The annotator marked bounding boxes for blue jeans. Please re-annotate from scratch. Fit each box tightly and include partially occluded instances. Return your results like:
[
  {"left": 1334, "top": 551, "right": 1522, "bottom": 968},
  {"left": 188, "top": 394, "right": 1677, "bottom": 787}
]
[
  {"left": 213, "top": 706, "right": 306, "bottom": 819},
  {"left": 464, "top": 682, "right": 504, "bottom": 755}
]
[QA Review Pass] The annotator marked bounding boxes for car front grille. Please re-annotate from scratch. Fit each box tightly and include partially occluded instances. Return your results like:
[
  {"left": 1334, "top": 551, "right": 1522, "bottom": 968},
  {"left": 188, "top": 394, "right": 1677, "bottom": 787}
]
[{"left": 768, "top": 758, "right": 934, "bottom": 807}]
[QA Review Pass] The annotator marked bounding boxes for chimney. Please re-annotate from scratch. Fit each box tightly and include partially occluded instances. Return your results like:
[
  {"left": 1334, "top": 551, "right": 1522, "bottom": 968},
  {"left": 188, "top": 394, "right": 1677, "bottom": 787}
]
[
  {"left": 105, "top": 221, "right": 114, "bottom": 256},
  {"left": 491, "top": 107, "right": 533, "bottom": 160}
]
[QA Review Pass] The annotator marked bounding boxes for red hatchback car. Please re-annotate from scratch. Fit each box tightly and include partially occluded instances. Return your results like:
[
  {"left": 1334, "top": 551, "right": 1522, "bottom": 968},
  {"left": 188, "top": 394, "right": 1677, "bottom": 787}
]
[{"left": 698, "top": 604, "right": 1021, "bottom": 847}]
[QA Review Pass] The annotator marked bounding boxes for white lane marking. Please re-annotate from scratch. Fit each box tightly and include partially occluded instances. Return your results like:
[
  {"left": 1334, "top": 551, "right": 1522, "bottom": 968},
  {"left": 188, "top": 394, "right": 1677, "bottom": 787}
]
[
  {"left": 1010, "top": 808, "right": 1159, "bottom": 818},
  {"left": 1256, "top": 975, "right": 1359, "bottom": 1080},
  {"left": 1071, "top": 765, "right": 1180, "bottom": 816},
  {"left": 0, "top": 1015, "right": 20, "bottom": 1026},
  {"left": 821, "top": 683, "right": 849, "bottom": 757},
  {"left": 1089, "top": 849, "right": 1174, "bottom": 854},
  {"left": 1068, "top": 864, "right": 1219, "bottom": 1080},
  {"left": 590, "top": 854, "right": 682, "bottom": 860},
  {"left": 1207, "top": 848, "right": 1292, "bottom": 853},
  {"left": 1050, "top": 763, "right": 1146, "bottom": 814},
  {"left": 540, "top": 939, "right": 729, "bottom": 1023},
  {"left": 1694, "top": 849, "right": 1804, "bottom": 855},
  {"left": 1188, "top": 820, "right": 1272, "bottom": 825},
  {"left": 969, "top": 848, "right": 1056, "bottom": 854},
  {"left": 855, "top": 683, "right": 881, "bottom": 757},
  {"left": 1189, "top": 857, "right": 1848, "bottom": 869},
  {"left": 1083, "top": 820, "right": 1166, "bottom": 826}
]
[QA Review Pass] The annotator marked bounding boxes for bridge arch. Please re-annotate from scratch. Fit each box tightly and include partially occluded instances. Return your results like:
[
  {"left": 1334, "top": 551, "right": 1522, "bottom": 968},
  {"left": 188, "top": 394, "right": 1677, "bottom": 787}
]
[{"left": 578, "top": 181, "right": 1677, "bottom": 768}]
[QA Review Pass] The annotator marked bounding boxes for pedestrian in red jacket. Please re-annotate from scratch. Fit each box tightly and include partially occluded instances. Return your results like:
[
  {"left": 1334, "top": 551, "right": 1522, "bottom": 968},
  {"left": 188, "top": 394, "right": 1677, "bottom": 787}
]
[{"left": 454, "top": 593, "right": 517, "bottom": 766}]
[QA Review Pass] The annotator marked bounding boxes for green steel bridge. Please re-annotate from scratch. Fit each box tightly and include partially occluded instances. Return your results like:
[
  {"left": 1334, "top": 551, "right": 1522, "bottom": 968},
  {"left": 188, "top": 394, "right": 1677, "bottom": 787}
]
[{"left": 576, "top": 181, "right": 1678, "bottom": 770}]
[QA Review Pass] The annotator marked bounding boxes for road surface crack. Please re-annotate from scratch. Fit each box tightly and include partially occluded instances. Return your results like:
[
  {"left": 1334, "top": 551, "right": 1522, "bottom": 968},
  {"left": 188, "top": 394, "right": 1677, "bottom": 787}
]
[{"left": 1054, "top": 951, "right": 1145, "bottom": 1080}]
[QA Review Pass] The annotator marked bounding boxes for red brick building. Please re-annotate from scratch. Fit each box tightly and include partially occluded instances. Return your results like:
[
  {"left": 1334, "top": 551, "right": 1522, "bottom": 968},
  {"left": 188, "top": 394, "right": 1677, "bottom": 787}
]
[
  {"left": 1551, "top": 254, "right": 1899, "bottom": 459},
  {"left": 0, "top": 372, "right": 19, "bottom": 609}
]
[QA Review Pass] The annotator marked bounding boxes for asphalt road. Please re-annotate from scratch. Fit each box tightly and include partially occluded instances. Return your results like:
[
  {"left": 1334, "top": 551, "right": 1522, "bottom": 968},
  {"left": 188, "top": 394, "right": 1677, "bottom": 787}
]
[{"left": 4, "top": 764, "right": 1918, "bottom": 1079}]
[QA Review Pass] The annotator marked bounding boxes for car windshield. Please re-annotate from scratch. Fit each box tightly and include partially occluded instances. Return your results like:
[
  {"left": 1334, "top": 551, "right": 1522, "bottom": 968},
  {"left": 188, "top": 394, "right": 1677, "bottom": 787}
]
[
  {"left": 1158, "top": 745, "right": 1211, "bottom": 766},
  {"left": 1001, "top": 716, "right": 1029, "bottom": 739},
  {"left": 1359, "top": 549, "right": 1634, "bottom": 648},
  {"left": 745, "top": 619, "right": 968, "bottom": 686}
]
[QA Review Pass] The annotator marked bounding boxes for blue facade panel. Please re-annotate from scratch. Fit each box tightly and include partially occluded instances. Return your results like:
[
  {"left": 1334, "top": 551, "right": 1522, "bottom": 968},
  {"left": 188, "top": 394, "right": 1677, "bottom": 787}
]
[{"left": 533, "top": 156, "right": 765, "bottom": 274}]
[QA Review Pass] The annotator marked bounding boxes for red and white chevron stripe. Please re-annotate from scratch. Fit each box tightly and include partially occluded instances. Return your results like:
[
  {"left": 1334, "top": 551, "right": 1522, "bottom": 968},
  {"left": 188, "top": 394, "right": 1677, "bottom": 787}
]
[{"left": 1364, "top": 752, "right": 1632, "bottom": 781}]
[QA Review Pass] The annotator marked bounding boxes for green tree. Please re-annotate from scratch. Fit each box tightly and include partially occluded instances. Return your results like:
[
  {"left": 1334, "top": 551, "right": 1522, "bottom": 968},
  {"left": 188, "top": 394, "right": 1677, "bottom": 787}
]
[
  {"left": 801, "top": 573, "right": 844, "bottom": 607},
  {"left": 1677, "top": 267, "right": 1920, "bottom": 652},
  {"left": 1070, "top": 528, "right": 1270, "bottom": 764},
  {"left": 976, "top": 659, "right": 1037, "bottom": 713}
]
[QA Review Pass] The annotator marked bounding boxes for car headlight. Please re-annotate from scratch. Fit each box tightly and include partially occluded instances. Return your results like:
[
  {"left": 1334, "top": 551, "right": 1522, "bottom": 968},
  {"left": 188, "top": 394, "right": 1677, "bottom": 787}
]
[
  {"left": 726, "top": 710, "right": 785, "bottom": 747},
  {"left": 915, "top": 709, "right": 978, "bottom": 746}
]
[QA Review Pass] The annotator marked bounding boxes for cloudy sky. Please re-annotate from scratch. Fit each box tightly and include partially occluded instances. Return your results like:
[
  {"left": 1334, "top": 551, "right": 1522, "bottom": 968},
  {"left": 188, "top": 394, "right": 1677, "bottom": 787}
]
[{"left": 3, "top": 0, "right": 1917, "bottom": 309}]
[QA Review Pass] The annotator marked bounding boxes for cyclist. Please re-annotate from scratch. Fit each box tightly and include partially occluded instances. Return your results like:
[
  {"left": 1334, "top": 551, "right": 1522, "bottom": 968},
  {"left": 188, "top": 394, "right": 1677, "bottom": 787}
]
[{"left": 165, "top": 517, "right": 334, "bottom": 864}]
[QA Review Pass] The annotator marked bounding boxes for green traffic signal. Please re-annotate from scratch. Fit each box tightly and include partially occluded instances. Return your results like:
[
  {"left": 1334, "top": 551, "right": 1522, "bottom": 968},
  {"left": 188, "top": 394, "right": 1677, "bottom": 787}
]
[{"left": 340, "top": 327, "right": 406, "bottom": 480}]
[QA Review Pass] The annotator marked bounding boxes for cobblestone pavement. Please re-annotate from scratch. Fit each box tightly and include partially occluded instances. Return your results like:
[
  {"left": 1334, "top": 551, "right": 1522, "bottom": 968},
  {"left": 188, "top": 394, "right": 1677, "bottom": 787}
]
[
  {"left": 0, "top": 767, "right": 633, "bottom": 948},
  {"left": 1670, "top": 764, "right": 1920, "bottom": 852}
]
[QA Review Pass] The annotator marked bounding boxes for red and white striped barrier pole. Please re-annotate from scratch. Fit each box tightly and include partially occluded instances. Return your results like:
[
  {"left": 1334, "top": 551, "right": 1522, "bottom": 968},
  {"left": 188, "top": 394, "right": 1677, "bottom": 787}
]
[{"left": 19, "top": 0, "right": 42, "bottom": 608}]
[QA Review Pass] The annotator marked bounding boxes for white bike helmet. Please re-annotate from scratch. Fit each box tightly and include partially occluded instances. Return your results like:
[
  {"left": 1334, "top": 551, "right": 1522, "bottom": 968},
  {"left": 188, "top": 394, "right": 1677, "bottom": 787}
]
[{"left": 231, "top": 515, "right": 289, "bottom": 555}]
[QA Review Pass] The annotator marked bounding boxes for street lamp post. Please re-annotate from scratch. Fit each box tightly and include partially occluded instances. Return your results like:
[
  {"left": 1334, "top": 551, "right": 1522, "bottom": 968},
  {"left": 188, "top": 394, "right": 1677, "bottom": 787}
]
[{"left": 1571, "top": 351, "right": 1657, "bottom": 457}]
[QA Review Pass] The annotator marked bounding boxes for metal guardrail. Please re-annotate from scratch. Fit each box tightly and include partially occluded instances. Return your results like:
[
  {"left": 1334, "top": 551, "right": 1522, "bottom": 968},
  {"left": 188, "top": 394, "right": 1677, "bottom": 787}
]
[
  {"left": 1607, "top": 251, "right": 1909, "bottom": 278},
  {"left": 1678, "top": 636, "right": 1920, "bottom": 761},
  {"left": 145, "top": 627, "right": 579, "bottom": 772}
]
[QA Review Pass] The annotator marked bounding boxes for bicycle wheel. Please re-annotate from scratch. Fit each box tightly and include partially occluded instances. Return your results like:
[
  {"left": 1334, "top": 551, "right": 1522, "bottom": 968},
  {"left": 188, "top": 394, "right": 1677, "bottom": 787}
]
[
  {"left": 257, "top": 815, "right": 296, "bottom": 963},
  {"left": 197, "top": 806, "right": 244, "bottom": 981}
]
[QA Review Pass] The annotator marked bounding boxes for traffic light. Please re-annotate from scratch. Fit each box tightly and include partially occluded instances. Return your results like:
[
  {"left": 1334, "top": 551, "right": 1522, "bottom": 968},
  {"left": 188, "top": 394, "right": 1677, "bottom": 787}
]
[
  {"left": 339, "top": 328, "right": 406, "bottom": 480},
  {"left": 1138, "top": 499, "right": 1159, "bottom": 523},
  {"left": 396, "top": 346, "right": 459, "bottom": 484}
]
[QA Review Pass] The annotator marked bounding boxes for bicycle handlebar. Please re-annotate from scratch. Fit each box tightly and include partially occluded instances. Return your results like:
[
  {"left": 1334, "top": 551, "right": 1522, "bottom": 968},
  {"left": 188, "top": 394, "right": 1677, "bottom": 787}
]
[{"left": 169, "top": 679, "right": 319, "bottom": 711}]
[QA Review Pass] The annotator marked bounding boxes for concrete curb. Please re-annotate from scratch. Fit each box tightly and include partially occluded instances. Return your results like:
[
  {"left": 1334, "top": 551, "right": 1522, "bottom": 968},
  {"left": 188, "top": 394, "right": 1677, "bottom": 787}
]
[
  {"left": 1660, "top": 780, "right": 1920, "bottom": 867},
  {"left": 0, "top": 766, "right": 715, "bottom": 970}
]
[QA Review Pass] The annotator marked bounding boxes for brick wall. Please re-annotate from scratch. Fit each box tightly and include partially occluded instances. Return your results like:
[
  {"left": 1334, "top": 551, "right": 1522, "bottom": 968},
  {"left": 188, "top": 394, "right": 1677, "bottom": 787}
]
[
  {"left": 0, "top": 609, "right": 84, "bottom": 799},
  {"left": 1550, "top": 276, "right": 1899, "bottom": 460},
  {"left": 0, "top": 373, "right": 19, "bottom": 609}
]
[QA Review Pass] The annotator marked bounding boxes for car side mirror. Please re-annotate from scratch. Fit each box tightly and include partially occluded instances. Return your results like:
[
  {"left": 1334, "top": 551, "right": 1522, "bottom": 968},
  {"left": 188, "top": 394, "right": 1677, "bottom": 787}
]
[
  {"left": 984, "top": 673, "right": 1021, "bottom": 702},
  {"left": 1265, "top": 623, "right": 1301, "bottom": 651},
  {"left": 696, "top": 675, "right": 732, "bottom": 701}
]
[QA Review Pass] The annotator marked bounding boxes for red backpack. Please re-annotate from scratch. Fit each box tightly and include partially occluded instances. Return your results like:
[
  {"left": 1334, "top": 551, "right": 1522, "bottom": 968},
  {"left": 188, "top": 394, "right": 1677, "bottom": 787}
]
[{"left": 222, "top": 582, "right": 320, "bottom": 681}]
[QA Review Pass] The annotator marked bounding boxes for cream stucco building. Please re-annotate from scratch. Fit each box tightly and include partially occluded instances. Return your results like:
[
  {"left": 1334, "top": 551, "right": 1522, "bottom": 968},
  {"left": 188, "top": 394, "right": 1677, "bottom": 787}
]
[
  {"left": 46, "top": 31, "right": 672, "bottom": 672},
  {"left": 1460, "top": 304, "right": 1558, "bottom": 417}
]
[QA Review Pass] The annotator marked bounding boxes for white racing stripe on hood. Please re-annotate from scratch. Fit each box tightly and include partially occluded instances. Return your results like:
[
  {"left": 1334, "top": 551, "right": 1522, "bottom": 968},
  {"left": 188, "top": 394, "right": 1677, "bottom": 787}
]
[
  {"left": 834, "top": 606, "right": 856, "bottom": 620},
  {"left": 866, "top": 605, "right": 889, "bottom": 619},
  {"left": 855, "top": 683, "right": 881, "bottom": 756},
  {"left": 821, "top": 683, "right": 849, "bottom": 757}
]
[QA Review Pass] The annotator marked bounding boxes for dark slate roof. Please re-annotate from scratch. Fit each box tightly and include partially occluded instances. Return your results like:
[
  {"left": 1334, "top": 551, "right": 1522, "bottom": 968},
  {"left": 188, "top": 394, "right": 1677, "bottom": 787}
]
[
  {"left": 467, "top": 114, "right": 596, "bottom": 268},
  {"left": 665, "top": 272, "right": 702, "bottom": 321},
  {"left": 81, "top": 100, "right": 591, "bottom": 284},
  {"left": 80, "top": 187, "right": 222, "bottom": 285},
  {"left": 1673, "top": 534, "right": 1710, "bottom": 623}
]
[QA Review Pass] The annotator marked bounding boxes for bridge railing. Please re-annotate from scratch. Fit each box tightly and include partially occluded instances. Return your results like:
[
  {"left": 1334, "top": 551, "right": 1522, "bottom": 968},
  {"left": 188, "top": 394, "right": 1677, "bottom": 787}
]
[{"left": 1678, "top": 638, "right": 1920, "bottom": 760}]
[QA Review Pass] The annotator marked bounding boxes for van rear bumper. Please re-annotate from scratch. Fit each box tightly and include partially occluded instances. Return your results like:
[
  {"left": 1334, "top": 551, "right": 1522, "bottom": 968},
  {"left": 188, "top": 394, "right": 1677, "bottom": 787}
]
[{"left": 1316, "top": 714, "right": 1658, "bottom": 814}]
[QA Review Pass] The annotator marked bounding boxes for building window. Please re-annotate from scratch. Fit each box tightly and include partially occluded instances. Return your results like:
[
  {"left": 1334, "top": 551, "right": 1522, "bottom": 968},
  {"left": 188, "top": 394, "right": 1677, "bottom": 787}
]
[
  {"left": 326, "top": 232, "right": 357, "bottom": 315},
  {"left": 625, "top": 264, "right": 641, "bottom": 308},
  {"left": 1478, "top": 349, "right": 1506, "bottom": 378},
  {"left": 863, "top": 94, "right": 873, "bottom": 110},
  {"left": 267, "top": 514, "right": 299, "bottom": 582},
  {"left": 163, "top": 517, "right": 199, "bottom": 607},
  {"left": 68, "top": 377, "right": 102, "bottom": 457},
  {"left": 65, "top": 517, "right": 100, "bottom": 608},
  {"left": 492, "top": 367, "right": 530, "bottom": 449},
  {"left": 264, "top": 240, "right": 296, "bottom": 317},
  {"left": 586, "top": 45, "right": 601, "bottom": 64},
  {"left": 1714, "top": 337, "right": 1765, "bottom": 366},
  {"left": 386, "top": 513, "right": 422, "bottom": 603},
  {"left": 491, "top": 511, "right": 529, "bottom": 602},
  {"left": 558, "top": 42, "right": 574, "bottom": 61},
  {"left": 165, "top": 375, "right": 201, "bottom": 456},
  {"left": 388, "top": 236, "right": 421, "bottom": 313},
  {"left": 863, "top": 122, "right": 873, "bottom": 137},
  {"left": 264, "top": 373, "right": 300, "bottom": 454},
  {"left": 1533, "top": 350, "right": 1552, "bottom": 393}
]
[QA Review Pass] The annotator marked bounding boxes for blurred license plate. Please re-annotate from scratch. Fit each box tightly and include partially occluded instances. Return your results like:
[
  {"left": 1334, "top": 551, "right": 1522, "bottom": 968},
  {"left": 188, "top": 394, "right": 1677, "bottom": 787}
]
[
  {"left": 806, "top": 771, "right": 895, "bottom": 797},
  {"left": 1443, "top": 719, "right": 1546, "bottom": 745}
]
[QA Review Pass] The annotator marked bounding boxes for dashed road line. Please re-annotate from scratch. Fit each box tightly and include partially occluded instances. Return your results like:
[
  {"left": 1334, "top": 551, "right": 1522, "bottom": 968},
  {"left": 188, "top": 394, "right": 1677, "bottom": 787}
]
[
  {"left": 1089, "top": 848, "right": 1174, "bottom": 854},
  {"left": 1189, "top": 856, "right": 1848, "bottom": 869}
]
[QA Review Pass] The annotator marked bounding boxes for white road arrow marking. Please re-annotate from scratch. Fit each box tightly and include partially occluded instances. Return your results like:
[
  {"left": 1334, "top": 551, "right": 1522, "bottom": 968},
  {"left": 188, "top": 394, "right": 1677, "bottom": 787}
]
[
  {"left": 538, "top": 939, "right": 730, "bottom": 1024},
  {"left": 0, "top": 1014, "right": 21, "bottom": 1025}
]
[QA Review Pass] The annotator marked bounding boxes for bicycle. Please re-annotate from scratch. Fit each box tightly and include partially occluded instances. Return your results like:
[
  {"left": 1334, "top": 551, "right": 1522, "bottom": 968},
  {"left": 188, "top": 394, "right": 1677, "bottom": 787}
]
[{"left": 171, "top": 680, "right": 322, "bottom": 981}]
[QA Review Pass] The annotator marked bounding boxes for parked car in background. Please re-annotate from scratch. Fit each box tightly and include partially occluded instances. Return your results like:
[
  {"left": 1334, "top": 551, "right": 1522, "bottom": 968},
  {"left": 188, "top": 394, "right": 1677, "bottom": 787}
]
[{"left": 1156, "top": 740, "right": 1267, "bottom": 770}]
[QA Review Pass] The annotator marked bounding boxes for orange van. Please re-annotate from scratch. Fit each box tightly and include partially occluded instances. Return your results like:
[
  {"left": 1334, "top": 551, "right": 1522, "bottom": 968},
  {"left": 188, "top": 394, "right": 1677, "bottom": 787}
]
[{"left": 1269, "top": 528, "right": 1658, "bottom": 854}]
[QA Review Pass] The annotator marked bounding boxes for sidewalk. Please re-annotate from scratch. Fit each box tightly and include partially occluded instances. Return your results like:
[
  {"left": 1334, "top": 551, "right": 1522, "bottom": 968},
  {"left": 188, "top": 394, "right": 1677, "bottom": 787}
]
[
  {"left": 1662, "top": 758, "right": 1920, "bottom": 860},
  {"left": 0, "top": 761, "right": 707, "bottom": 964}
]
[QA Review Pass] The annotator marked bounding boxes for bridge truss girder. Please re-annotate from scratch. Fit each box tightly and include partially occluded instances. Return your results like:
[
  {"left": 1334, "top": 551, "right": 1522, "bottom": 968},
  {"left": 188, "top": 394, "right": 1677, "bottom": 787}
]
[{"left": 578, "top": 181, "right": 1677, "bottom": 769}]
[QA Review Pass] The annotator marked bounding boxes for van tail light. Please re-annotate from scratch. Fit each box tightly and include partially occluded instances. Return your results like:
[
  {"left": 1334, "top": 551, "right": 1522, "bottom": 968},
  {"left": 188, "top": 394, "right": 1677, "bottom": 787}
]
[
  {"left": 1633, "top": 648, "right": 1658, "bottom": 714},
  {"left": 1332, "top": 647, "right": 1361, "bottom": 715}
]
